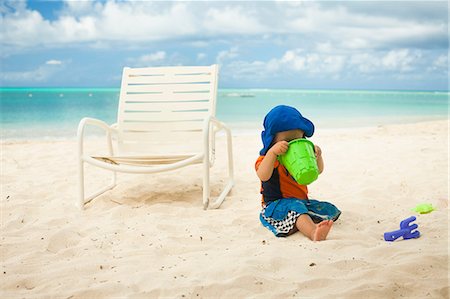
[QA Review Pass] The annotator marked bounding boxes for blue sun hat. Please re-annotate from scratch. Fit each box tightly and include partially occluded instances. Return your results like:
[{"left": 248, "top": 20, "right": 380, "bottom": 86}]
[{"left": 260, "top": 105, "right": 315, "bottom": 155}]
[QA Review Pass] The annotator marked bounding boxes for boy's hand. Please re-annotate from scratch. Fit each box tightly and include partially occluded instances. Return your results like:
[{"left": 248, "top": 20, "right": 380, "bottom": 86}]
[
  {"left": 269, "top": 141, "right": 289, "bottom": 156},
  {"left": 314, "top": 145, "right": 322, "bottom": 158}
]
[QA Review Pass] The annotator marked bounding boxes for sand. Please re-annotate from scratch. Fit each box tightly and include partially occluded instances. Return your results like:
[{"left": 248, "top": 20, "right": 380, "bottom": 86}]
[{"left": 1, "top": 120, "right": 449, "bottom": 298}]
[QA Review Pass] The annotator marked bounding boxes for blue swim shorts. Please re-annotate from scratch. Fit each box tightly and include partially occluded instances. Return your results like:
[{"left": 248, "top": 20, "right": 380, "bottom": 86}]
[{"left": 260, "top": 198, "right": 341, "bottom": 237}]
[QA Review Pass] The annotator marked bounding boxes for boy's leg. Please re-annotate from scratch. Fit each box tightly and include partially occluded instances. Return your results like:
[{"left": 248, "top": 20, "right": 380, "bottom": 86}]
[
  {"left": 295, "top": 214, "right": 333, "bottom": 241},
  {"left": 306, "top": 199, "right": 341, "bottom": 222}
]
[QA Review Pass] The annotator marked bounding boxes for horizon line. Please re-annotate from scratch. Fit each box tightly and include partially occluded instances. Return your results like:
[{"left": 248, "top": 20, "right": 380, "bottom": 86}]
[{"left": 0, "top": 86, "right": 449, "bottom": 93}]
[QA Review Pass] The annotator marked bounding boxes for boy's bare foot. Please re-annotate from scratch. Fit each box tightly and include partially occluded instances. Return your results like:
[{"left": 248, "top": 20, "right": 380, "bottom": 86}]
[{"left": 313, "top": 220, "right": 333, "bottom": 241}]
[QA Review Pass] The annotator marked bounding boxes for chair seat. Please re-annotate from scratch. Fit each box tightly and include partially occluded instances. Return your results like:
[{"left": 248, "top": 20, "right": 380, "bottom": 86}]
[{"left": 92, "top": 154, "right": 201, "bottom": 166}]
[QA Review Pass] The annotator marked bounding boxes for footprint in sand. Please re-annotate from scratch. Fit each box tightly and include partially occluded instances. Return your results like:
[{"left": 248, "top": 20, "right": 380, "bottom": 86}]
[{"left": 46, "top": 229, "right": 81, "bottom": 254}]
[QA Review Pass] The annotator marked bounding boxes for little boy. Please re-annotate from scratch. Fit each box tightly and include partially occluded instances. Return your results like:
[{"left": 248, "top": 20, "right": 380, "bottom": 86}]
[{"left": 255, "top": 105, "right": 341, "bottom": 241}]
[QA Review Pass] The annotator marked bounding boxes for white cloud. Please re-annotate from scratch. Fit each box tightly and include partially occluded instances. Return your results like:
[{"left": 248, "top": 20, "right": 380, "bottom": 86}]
[
  {"left": 428, "top": 54, "right": 448, "bottom": 72},
  {"left": 349, "top": 53, "right": 378, "bottom": 73},
  {"left": 216, "top": 47, "right": 239, "bottom": 64},
  {"left": 197, "top": 53, "right": 206, "bottom": 61},
  {"left": 1, "top": 1, "right": 446, "bottom": 52},
  {"left": 286, "top": 4, "right": 446, "bottom": 51},
  {"left": 128, "top": 51, "right": 167, "bottom": 66},
  {"left": 350, "top": 49, "right": 422, "bottom": 73},
  {"left": 279, "top": 49, "right": 346, "bottom": 74},
  {"left": 1, "top": 1, "right": 447, "bottom": 89},
  {"left": 94, "top": 2, "right": 197, "bottom": 41},
  {"left": 222, "top": 49, "right": 348, "bottom": 82},
  {"left": 204, "top": 6, "right": 267, "bottom": 35},
  {"left": 189, "top": 41, "right": 209, "bottom": 48},
  {"left": 0, "top": 0, "right": 27, "bottom": 14},
  {"left": 223, "top": 60, "right": 271, "bottom": 81},
  {"left": 63, "top": 0, "right": 99, "bottom": 17},
  {"left": 222, "top": 46, "right": 429, "bottom": 82},
  {"left": 381, "top": 49, "right": 418, "bottom": 72},
  {"left": 140, "top": 51, "right": 166, "bottom": 63},
  {"left": 46, "top": 60, "right": 62, "bottom": 65},
  {"left": 281, "top": 50, "right": 306, "bottom": 71},
  {"left": 433, "top": 55, "right": 448, "bottom": 68},
  {"left": 0, "top": 61, "right": 63, "bottom": 83},
  {"left": 0, "top": 2, "right": 184, "bottom": 51},
  {"left": 0, "top": 1, "right": 198, "bottom": 50},
  {"left": 315, "top": 42, "right": 333, "bottom": 53}
]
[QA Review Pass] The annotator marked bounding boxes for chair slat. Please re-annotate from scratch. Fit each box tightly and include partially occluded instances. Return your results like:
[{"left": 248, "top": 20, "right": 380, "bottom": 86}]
[
  {"left": 118, "top": 138, "right": 203, "bottom": 155},
  {"left": 126, "top": 74, "right": 212, "bottom": 84},
  {"left": 122, "top": 93, "right": 210, "bottom": 102},
  {"left": 125, "top": 66, "right": 213, "bottom": 75},
  {"left": 92, "top": 155, "right": 201, "bottom": 166},
  {"left": 120, "top": 111, "right": 209, "bottom": 122},
  {"left": 120, "top": 131, "right": 202, "bottom": 142},
  {"left": 122, "top": 101, "right": 211, "bottom": 112},
  {"left": 125, "top": 83, "right": 211, "bottom": 93},
  {"left": 120, "top": 120, "right": 204, "bottom": 132},
  {"left": 117, "top": 65, "right": 217, "bottom": 156}
]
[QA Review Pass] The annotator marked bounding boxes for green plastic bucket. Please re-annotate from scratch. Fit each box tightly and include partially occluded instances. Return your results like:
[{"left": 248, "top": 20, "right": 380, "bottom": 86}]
[{"left": 278, "top": 138, "right": 319, "bottom": 185}]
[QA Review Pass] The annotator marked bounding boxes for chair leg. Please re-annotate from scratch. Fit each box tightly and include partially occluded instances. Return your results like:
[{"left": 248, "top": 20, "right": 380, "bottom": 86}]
[
  {"left": 208, "top": 127, "right": 234, "bottom": 209},
  {"left": 202, "top": 156, "right": 210, "bottom": 210},
  {"left": 208, "top": 161, "right": 234, "bottom": 209},
  {"left": 78, "top": 158, "right": 117, "bottom": 210},
  {"left": 78, "top": 159, "right": 86, "bottom": 210}
]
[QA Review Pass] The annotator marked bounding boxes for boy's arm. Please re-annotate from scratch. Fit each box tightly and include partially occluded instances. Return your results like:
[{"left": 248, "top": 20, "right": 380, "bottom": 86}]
[
  {"left": 256, "top": 141, "right": 288, "bottom": 181},
  {"left": 315, "top": 145, "right": 324, "bottom": 174}
]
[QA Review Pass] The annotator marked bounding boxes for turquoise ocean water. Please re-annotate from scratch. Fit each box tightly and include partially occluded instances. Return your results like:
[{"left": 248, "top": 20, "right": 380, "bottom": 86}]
[{"left": 0, "top": 88, "right": 448, "bottom": 140}]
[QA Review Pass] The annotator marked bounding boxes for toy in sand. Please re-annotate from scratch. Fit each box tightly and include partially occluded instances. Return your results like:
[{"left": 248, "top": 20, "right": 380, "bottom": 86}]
[
  {"left": 411, "top": 203, "right": 435, "bottom": 214},
  {"left": 384, "top": 216, "right": 420, "bottom": 242}
]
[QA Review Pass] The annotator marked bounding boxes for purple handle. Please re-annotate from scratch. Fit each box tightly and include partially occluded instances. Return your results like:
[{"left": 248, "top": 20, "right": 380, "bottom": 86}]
[
  {"left": 400, "top": 216, "right": 420, "bottom": 239},
  {"left": 400, "top": 216, "right": 417, "bottom": 229},
  {"left": 403, "top": 230, "right": 420, "bottom": 240},
  {"left": 384, "top": 216, "right": 421, "bottom": 241},
  {"left": 384, "top": 228, "right": 411, "bottom": 242}
]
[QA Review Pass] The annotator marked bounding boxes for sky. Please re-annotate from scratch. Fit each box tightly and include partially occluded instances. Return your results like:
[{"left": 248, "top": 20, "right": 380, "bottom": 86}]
[{"left": 0, "top": 0, "right": 448, "bottom": 90}]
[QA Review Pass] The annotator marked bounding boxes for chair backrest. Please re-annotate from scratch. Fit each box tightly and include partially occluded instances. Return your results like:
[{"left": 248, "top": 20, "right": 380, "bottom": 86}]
[{"left": 117, "top": 65, "right": 218, "bottom": 155}]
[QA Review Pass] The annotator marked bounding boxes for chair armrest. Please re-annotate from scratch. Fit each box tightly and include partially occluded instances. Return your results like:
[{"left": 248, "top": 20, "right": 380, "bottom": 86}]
[
  {"left": 202, "top": 116, "right": 231, "bottom": 140},
  {"left": 77, "top": 117, "right": 117, "bottom": 156},
  {"left": 208, "top": 116, "right": 231, "bottom": 133},
  {"left": 202, "top": 116, "right": 234, "bottom": 189},
  {"left": 202, "top": 116, "right": 233, "bottom": 164},
  {"left": 77, "top": 117, "right": 115, "bottom": 135}
]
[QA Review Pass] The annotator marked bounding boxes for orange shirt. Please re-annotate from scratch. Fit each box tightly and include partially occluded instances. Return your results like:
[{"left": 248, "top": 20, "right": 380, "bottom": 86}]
[{"left": 255, "top": 155, "right": 308, "bottom": 206}]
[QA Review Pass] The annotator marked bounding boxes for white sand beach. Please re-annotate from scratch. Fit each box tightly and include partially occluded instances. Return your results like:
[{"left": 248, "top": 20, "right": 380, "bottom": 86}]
[{"left": 1, "top": 120, "right": 449, "bottom": 298}]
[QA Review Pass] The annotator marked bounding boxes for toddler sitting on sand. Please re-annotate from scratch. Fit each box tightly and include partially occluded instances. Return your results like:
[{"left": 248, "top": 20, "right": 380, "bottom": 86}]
[{"left": 255, "top": 105, "right": 341, "bottom": 241}]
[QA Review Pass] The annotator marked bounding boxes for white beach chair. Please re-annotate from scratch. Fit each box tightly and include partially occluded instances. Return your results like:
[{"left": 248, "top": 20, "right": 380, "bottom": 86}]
[{"left": 77, "top": 65, "right": 234, "bottom": 210}]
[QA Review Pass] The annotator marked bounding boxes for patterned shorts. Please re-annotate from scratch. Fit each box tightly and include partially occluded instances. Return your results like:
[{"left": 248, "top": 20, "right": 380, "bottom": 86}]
[
  {"left": 260, "top": 209, "right": 301, "bottom": 237},
  {"left": 260, "top": 198, "right": 341, "bottom": 237}
]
